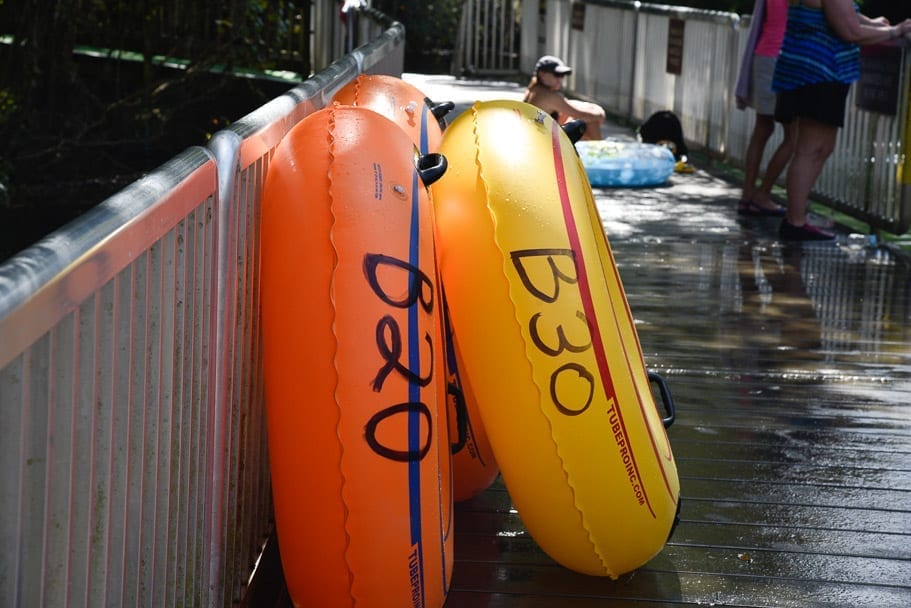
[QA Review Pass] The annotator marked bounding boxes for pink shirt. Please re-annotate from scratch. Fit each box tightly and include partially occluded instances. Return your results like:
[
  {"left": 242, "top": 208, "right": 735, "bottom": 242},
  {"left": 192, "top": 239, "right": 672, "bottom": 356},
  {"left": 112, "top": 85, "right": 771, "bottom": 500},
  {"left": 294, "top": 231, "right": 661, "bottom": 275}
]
[{"left": 754, "top": 0, "right": 788, "bottom": 57}]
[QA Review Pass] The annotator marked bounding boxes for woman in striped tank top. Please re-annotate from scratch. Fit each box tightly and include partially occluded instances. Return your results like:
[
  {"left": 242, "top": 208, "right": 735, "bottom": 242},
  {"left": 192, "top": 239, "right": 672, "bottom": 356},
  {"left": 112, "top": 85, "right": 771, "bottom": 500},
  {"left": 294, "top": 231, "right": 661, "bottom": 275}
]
[{"left": 771, "top": 0, "right": 911, "bottom": 240}]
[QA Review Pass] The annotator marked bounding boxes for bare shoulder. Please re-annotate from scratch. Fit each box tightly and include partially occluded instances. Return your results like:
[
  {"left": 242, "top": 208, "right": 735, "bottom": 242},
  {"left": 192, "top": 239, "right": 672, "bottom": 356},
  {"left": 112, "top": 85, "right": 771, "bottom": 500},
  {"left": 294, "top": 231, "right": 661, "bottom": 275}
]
[
  {"left": 822, "top": 0, "right": 863, "bottom": 27},
  {"left": 525, "top": 85, "right": 560, "bottom": 111},
  {"left": 525, "top": 84, "right": 555, "bottom": 102}
]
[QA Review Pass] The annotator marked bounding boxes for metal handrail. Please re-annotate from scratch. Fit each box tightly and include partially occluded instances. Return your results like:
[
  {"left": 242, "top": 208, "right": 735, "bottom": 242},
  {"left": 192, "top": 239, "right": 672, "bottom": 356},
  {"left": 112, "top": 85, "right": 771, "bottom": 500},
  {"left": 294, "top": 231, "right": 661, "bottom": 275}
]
[{"left": 0, "top": 6, "right": 403, "bottom": 606}]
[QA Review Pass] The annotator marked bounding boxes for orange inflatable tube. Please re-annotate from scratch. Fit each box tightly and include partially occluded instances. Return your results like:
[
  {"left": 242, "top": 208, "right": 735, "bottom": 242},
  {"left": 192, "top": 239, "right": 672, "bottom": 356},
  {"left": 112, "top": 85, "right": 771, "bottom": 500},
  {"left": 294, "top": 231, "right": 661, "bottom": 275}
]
[
  {"left": 431, "top": 100, "right": 680, "bottom": 578},
  {"left": 261, "top": 104, "right": 451, "bottom": 607},
  {"left": 443, "top": 305, "right": 500, "bottom": 502},
  {"left": 332, "top": 73, "right": 453, "bottom": 154},
  {"left": 333, "top": 74, "right": 497, "bottom": 501}
]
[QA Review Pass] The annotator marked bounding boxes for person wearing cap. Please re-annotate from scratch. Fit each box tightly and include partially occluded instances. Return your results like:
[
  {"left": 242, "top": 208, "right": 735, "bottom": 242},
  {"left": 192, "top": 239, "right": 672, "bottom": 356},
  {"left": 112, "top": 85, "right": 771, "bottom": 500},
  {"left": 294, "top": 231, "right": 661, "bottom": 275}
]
[{"left": 523, "top": 55, "right": 605, "bottom": 140}]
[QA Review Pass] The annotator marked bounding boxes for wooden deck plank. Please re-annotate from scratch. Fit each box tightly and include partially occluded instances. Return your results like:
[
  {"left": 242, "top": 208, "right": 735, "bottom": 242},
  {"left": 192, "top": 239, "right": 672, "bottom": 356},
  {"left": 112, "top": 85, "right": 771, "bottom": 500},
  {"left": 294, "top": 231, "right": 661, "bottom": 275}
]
[
  {"left": 455, "top": 524, "right": 911, "bottom": 565},
  {"left": 457, "top": 489, "right": 909, "bottom": 537},
  {"left": 447, "top": 561, "right": 911, "bottom": 607},
  {"left": 459, "top": 508, "right": 908, "bottom": 554},
  {"left": 445, "top": 577, "right": 911, "bottom": 608}
]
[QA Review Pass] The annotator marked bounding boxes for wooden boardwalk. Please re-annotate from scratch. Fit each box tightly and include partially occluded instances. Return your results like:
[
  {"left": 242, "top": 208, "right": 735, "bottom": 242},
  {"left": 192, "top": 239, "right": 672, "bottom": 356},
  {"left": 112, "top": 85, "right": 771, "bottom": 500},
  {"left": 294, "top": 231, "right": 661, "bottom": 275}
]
[
  {"left": 443, "top": 167, "right": 911, "bottom": 607},
  {"left": 260, "top": 76, "right": 911, "bottom": 608}
]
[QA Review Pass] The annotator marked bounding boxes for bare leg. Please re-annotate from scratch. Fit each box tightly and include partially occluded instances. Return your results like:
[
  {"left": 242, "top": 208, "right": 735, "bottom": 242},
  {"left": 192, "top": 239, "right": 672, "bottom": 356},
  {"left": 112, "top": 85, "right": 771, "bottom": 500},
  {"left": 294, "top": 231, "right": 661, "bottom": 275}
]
[
  {"left": 753, "top": 119, "right": 796, "bottom": 207},
  {"left": 742, "top": 114, "right": 775, "bottom": 202},
  {"left": 580, "top": 118, "right": 602, "bottom": 141},
  {"left": 785, "top": 117, "right": 838, "bottom": 227}
]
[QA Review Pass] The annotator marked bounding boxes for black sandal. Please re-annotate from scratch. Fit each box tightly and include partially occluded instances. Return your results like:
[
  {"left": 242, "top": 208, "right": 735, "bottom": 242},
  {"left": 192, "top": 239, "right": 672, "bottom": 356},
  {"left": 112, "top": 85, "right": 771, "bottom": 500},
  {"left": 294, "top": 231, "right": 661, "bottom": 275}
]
[
  {"left": 779, "top": 220, "right": 835, "bottom": 241},
  {"left": 737, "top": 199, "right": 786, "bottom": 217}
]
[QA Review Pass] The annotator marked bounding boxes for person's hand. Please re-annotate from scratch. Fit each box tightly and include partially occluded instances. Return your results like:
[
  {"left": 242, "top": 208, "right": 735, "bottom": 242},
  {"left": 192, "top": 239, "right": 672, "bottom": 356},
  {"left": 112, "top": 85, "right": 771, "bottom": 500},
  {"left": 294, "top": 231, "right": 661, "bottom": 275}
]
[
  {"left": 869, "top": 16, "right": 890, "bottom": 27},
  {"left": 883, "top": 19, "right": 911, "bottom": 44},
  {"left": 894, "top": 19, "right": 911, "bottom": 41}
]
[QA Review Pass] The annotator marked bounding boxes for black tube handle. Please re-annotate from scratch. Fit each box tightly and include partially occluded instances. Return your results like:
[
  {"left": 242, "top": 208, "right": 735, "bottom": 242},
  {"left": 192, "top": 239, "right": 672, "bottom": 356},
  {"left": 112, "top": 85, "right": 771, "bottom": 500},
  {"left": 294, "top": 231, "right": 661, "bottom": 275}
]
[
  {"left": 417, "top": 152, "right": 447, "bottom": 187},
  {"left": 448, "top": 381, "right": 469, "bottom": 454},
  {"left": 562, "top": 118, "right": 587, "bottom": 144},
  {"left": 648, "top": 371, "right": 676, "bottom": 428},
  {"left": 427, "top": 98, "right": 455, "bottom": 130}
]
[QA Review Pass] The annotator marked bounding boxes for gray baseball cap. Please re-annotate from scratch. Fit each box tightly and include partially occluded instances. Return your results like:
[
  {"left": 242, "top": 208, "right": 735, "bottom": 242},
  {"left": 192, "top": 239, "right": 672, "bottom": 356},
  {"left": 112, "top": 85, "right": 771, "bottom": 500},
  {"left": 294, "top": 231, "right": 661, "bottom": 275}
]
[{"left": 534, "top": 55, "right": 572, "bottom": 75}]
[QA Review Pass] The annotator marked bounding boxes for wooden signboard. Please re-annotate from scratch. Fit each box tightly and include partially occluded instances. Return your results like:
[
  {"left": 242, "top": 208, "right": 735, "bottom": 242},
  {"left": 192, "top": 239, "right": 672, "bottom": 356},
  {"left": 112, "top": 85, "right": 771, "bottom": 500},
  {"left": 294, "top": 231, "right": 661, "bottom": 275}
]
[
  {"left": 855, "top": 45, "right": 902, "bottom": 116},
  {"left": 666, "top": 19, "right": 685, "bottom": 75},
  {"left": 572, "top": 2, "right": 586, "bottom": 32}
]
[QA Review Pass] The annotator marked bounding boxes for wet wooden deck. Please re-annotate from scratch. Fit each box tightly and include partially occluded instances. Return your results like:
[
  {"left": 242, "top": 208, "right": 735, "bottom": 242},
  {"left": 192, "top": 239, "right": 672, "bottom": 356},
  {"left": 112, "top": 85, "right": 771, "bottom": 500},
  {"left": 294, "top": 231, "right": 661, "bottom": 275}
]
[
  {"left": 444, "top": 169, "right": 911, "bottom": 607},
  {"left": 258, "top": 75, "right": 911, "bottom": 608}
]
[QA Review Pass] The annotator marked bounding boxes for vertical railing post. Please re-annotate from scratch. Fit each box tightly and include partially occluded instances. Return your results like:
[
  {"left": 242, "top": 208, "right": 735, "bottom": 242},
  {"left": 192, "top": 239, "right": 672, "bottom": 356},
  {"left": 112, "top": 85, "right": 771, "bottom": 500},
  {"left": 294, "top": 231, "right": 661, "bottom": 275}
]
[
  {"left": 205, "top": 128, "right": 243, "bottom": 607},
  {"left": 901, "top": 50, "right": 911, "bottom": 232},
  {"left": 629, "top": 1, "right": 642, "bottom": 121}
]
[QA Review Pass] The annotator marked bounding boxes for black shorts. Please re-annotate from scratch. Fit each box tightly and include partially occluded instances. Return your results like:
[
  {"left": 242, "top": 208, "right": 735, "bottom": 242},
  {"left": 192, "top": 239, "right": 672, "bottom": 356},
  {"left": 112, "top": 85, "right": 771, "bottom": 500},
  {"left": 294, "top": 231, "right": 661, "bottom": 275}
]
[{"left": 774, "top": 81, "right": 851, "bottom": 127}]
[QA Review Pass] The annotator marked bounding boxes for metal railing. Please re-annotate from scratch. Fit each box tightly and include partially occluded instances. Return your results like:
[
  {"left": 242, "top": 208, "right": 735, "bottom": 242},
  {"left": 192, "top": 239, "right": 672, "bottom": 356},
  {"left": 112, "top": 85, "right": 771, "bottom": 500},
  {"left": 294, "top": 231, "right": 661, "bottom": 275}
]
[
  {"left": 0, "top": 7, "right": 403, "bottom": 607},
  {"left": 519, "top": 0, "right": 911, "bottom": 234},
  {"left": 453, "top": 0, "right": 521, "bottom": 76}
]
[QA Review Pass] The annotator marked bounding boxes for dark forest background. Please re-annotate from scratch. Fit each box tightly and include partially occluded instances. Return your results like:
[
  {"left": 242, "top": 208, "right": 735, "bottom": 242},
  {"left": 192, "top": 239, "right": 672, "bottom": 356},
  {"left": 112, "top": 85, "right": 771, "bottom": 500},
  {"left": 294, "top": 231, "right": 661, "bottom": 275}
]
[{"left": 0, "top": 0, "right": 906, "bottom": 260}]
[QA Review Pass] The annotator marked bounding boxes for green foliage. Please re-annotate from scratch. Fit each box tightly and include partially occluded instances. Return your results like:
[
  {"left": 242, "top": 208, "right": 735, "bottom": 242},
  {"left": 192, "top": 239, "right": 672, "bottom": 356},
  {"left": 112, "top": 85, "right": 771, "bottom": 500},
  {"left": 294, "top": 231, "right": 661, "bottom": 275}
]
[
  {"left": 373, "top": 0, "right": 464, "bottom": 70},
  {"left": 0, "top": 88, "right": 16, "bottom": 123},
  {"left": 0, "top": 0, "right": 311, "bottom": 259}
]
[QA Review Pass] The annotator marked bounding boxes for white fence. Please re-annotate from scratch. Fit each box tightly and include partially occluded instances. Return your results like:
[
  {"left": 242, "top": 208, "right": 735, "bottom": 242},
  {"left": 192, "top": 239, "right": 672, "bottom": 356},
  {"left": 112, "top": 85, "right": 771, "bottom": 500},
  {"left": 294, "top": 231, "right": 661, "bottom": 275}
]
[
  {"left": 454, "top": 0, "right": 522, "bottom": 75},
  {"left": 0, "top": 8, "right": 403, "bottom": 607}
]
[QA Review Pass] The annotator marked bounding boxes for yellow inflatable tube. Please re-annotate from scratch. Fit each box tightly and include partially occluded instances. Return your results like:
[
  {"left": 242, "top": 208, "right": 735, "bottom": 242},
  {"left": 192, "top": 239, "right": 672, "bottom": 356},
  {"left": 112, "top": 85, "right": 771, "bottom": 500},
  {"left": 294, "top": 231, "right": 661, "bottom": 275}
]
[{"left": 431, "top": 100, "right": 680, "bottom": 578}]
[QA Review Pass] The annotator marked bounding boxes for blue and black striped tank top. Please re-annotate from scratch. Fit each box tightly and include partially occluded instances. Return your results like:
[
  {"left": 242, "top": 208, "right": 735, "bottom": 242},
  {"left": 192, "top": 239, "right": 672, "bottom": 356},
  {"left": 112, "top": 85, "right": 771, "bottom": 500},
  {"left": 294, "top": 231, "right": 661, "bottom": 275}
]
[{"left": 771, "top": 3, "right": 861, "bottom": 92}]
